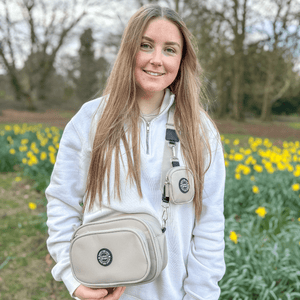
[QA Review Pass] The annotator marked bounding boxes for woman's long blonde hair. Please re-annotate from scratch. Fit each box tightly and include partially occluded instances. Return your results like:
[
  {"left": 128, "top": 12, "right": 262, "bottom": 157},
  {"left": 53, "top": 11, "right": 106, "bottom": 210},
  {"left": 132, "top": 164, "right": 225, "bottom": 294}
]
[{"left": 84, "top": 4, "right": 216, "bottom": 221}]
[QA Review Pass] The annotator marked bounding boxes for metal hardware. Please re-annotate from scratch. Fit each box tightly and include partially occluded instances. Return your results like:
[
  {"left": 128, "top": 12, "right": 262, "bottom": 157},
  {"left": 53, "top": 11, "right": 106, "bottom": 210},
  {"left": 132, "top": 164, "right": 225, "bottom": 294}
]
[{"left": 161, "top": 202, "right": 169, "bottom": 232}]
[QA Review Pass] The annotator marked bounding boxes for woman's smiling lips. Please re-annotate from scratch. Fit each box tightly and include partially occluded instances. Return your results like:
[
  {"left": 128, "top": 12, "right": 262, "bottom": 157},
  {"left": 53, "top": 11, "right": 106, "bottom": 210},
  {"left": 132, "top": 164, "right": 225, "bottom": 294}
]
[{"left": 143, "top": 69, "right": 165, "bottom": 76}]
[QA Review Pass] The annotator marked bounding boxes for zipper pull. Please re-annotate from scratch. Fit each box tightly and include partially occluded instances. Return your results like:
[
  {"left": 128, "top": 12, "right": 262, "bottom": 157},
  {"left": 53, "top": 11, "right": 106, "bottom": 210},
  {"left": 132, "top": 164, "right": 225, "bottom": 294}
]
[
  {"left": 162, "top": 183, "right": 170, "bottom": 203},
  {"left": 146, "top": 122, "right": 150, "bottom": 154}
]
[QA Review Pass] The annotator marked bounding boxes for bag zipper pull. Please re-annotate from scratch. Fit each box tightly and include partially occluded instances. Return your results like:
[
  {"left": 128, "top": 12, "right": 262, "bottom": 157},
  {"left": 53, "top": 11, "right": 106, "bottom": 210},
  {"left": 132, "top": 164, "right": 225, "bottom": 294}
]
[{"left": 161, "top": 184, "right": 170, "bottom": 233}]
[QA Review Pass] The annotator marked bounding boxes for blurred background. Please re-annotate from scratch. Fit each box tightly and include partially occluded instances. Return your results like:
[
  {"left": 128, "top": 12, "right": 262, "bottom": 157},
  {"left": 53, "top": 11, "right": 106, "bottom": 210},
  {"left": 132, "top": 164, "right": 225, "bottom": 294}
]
[{"left": 0, "top": 0, "right": 299, "bottom": 122}]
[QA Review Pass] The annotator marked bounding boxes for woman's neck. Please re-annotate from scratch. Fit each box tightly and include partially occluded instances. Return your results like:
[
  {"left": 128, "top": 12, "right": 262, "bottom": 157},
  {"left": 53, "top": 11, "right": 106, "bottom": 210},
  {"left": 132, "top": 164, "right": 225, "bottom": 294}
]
[{"left": 137, "top": 89, "right": 165, "bottom": 115}]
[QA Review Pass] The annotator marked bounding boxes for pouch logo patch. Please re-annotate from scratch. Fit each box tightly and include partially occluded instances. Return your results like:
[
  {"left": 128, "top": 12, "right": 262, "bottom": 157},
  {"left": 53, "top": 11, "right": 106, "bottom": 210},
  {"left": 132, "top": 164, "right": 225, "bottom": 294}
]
[
  {"left": 97, "top": 248, "right": 113, "bottom": 266},
  {"left": 179, "top": 178, "right": 189, "bottom": 193}
]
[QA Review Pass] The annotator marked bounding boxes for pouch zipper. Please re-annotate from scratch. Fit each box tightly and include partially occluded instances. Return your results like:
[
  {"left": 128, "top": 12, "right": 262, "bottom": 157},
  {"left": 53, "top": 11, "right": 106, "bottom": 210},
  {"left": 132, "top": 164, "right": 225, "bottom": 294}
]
[{"left": 164, "top": 178, "right": 170, "bottom": 198}]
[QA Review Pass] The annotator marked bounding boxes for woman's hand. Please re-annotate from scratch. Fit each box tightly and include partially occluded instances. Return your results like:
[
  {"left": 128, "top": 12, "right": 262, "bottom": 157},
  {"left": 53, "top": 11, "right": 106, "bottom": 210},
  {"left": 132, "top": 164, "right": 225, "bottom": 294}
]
[{"left": 74, "top": 284, "right": 126, "bottom": 300}]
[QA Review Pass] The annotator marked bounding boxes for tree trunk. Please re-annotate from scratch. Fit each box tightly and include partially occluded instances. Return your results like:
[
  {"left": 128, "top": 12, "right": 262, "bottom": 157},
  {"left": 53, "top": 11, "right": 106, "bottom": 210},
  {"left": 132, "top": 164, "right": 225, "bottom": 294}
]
[
  {"left": 24, "top": 92, "right": 37, "bottom": 111},
  {"left": 215, "top": 66, "right": 228, "bottom": 118},
  {"left": 260, "top": 57, "right": 275, "bottom": 122},
  {"left": 231, "top": 50, "right": 244, "bottom": 121}
]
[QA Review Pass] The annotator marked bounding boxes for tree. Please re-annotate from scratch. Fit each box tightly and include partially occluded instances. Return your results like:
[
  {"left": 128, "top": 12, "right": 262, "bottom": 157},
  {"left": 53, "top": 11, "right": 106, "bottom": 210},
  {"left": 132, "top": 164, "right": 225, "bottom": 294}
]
[
  {"left": 0, "top": 0, "right": 112, "bottom": 110},
  {"left": 76, "top": 28, "right": 98, "bottom": 102},
  {"left": 257, "top": 0, "right": 300, "bottom": 121},
  {"left": 180, "top": 0, "right": 300, "bottom": 121}
]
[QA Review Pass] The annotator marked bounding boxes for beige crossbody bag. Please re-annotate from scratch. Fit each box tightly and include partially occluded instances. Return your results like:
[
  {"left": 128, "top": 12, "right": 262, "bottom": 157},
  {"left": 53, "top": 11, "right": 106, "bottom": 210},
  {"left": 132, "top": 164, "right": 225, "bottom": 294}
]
[{"left": 69, "top": 105, "right": 195, "bottom": 288}]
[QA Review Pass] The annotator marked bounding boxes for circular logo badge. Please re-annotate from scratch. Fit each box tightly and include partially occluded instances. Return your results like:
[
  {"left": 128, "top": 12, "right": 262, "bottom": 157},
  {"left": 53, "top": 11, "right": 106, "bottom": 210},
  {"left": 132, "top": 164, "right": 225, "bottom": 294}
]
[
  {"left": 179, "top": 178, "right": 190, "bottom": 193},
  {"left": 97, "top": 248, "right": 113, "bottom": 266}
]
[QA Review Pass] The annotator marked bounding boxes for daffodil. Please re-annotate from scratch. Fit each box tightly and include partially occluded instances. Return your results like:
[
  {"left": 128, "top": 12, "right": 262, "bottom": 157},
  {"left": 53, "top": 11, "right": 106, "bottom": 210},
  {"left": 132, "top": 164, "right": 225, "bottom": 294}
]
[
  {"left": 9, "top": 148, "right": 16, "bottom": 155},
  {"left": 292, "top": 183, "right": 300, "bottom": 191},
  {"left": 255, "top": 206, "right": 267, "bottom": 218},
  {"left": 229, "top": 231, "right": 238, "bottom": 244},
  {"left": 252, "top": 185, "right": 259, "bottom": 194},
  {"left": 242, "top": 166, "right": 251, "bottom": 175},
  {"left": 28, "top": 202, "right": 37, "bottom": 210},
  {"left": 48, "top": 145, "right": 56, "bottom": 153},
  {"left": 233, "top": 139, "right": 240, "bottom": 146},
  {"left": 253, "top": 164, "right": 263, "bottom": 173},
  {"left": 19, "top": 145, "right": 28, "bottom": 152},
  {"left": 21, "top": 139, "right": 29, "bottom": 145},
  {"left": 49, "top": 152, "right": 56, "bottom": 164},
  {"left": 40, "top": 152, "right": 47, "bottom": 160},
  {"left": 234, "top": 153, "right": 244, "bottom": 161}
]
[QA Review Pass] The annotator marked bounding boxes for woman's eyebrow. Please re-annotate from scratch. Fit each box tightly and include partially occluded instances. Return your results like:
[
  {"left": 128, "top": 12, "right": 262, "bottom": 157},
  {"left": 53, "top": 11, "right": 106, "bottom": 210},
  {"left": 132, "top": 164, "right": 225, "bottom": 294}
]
[{"left": 142, "top": 36, "right": 181, "bottom": 48}]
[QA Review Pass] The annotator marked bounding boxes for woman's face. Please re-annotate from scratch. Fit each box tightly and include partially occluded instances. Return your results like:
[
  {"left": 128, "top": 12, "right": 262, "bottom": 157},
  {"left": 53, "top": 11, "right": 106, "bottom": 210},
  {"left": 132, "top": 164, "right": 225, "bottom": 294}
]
[{"left": 134, "top": 18, "right": 183, "bottom": 97}]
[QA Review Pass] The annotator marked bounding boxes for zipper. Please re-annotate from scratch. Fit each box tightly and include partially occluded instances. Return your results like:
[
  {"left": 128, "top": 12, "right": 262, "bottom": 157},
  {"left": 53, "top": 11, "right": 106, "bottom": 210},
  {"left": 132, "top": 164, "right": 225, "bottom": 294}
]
[
  {"left": 140, "top": 97, "right": 173, "bottom": 155},
  {"left": 146, "top": 121, "right": 150, "bottom": 155},
  {"left": 165, "top": 178, "right": 170, "bottom": 198}
]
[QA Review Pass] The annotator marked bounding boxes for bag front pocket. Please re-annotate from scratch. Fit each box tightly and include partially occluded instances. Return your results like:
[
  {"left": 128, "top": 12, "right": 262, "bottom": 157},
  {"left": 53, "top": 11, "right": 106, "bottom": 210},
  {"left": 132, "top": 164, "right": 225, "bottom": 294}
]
[{"left": 70, "top": 227, "right": 151, "bottom": 287}]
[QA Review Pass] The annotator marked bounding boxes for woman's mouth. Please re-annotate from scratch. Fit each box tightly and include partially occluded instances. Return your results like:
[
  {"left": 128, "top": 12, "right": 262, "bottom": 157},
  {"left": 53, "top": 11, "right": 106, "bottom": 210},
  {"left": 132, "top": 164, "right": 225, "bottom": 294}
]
[{"left": 143, "top": 70, "right": 165, "bottom": 76}]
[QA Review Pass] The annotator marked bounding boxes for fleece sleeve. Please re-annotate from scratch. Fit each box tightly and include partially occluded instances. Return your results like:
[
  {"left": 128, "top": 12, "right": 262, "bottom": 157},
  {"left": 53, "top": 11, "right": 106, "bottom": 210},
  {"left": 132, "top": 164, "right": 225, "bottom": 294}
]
[
  {"left": 183, "top": 134, "right": 226, "bottom": 300},
  {"left": 45, "top": 118, "right": 86, "bottom": 299}
]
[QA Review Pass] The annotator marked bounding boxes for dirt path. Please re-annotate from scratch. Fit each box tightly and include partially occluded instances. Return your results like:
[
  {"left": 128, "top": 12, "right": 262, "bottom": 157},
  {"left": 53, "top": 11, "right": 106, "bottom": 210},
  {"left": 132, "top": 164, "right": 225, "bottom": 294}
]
[{"left": 1, "top": 109, "right": 299, "bottom": 140}]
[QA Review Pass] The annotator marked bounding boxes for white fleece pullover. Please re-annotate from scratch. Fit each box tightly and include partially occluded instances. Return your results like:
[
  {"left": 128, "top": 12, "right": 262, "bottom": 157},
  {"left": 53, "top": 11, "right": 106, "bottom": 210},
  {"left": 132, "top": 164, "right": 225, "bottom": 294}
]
[{"left": 46, "top": 89, "right": 226, "bottom": 300}]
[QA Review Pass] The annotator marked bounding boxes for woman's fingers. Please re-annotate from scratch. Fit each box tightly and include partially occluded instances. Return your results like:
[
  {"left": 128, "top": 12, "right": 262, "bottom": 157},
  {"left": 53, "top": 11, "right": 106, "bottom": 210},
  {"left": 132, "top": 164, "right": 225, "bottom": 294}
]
[
  {"left": 74, "top": 285, "right": 109, "bottom": 299},
  {"left": 104, "top": 286, "right": 126, "bottom": 300}
]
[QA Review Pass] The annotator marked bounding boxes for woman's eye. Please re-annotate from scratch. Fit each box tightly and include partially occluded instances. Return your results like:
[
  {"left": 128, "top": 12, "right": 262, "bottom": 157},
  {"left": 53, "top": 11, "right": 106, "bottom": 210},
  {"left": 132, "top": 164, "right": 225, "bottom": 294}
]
[
  {"left": 141, "top": 43, "right": 151, "bottom": 49},
  {"left": 166, "top": 48, "right": 175, "bottom": 54}
]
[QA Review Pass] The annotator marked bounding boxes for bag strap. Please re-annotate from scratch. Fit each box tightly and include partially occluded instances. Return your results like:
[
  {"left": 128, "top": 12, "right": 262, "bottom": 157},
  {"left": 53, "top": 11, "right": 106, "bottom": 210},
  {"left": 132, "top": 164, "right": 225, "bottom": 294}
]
[
  {"left": 160, "top": 104, "right": 179, "bottom": 232},
  {"left": 160, "top": 104, "right": 179, "bottom": 192}
]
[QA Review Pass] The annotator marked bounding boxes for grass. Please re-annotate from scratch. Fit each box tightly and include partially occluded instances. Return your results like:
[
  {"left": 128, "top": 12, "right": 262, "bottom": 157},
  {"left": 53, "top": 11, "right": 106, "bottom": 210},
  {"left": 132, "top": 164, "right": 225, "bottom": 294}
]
[
  {"left": 288, "top": 122, "right": 300, "bottom": 130},
  {"left": 0, "top": 172, "right": 72, "bottom": 300}
]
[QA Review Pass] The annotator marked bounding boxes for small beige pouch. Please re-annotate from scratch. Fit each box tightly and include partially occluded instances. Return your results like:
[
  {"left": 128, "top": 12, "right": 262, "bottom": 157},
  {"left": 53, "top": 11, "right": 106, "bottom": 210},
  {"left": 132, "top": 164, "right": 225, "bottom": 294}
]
[{"left": 164, "top": 166, "right": 194, "bottom": 205}]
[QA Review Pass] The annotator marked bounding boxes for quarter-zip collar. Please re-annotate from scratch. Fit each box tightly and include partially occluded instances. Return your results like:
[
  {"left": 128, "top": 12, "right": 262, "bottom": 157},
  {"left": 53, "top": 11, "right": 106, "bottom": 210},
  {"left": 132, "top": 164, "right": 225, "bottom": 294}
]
[
  {"left": 139, "top": 88, "right": 175, "bottom": 123},
  {"left": 140, "top": 89, "right": 175, "bottom": 155}
]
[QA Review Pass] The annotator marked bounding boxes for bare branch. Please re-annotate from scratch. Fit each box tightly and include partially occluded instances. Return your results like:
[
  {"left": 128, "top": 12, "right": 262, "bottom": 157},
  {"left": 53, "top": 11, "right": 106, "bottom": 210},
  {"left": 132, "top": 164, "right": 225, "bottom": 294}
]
[
  {"left": 4, "top": 2, "right": 17, "bottom": 70},
  {"left": 271, "top": 78, "right": 291, "bottom": 104}
]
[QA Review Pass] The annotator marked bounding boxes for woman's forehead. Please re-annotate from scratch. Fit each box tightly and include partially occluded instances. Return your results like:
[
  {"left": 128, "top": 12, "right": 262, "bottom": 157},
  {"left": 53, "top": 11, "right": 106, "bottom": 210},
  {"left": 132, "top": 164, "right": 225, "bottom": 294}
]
[{"left": 142, "top": 18, "right": 183, "bottom": 47}]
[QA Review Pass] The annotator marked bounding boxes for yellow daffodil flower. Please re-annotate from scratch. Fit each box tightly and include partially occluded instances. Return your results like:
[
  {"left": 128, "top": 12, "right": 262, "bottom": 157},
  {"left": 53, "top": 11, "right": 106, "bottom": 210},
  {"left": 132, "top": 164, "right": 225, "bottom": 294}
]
[
  {"left": 252, "top": 185, "right": 259, "bottom": 194},
  {"left": 255, "top": 206, "right": 267, "bottom": 218},
  {"left": 28, "top": 202, "right": 37, "bottom": 210},
  {"left": 235, "top": 173, "right": 241, "bottom": 180},
  {"left": 292, "top": 183, "right": 300, "bottom": 191},
  {"left": 9, "top": 148, "right": 16, "bottom": 155},
  {"left": 253, "top": 165, "right": 263, "bottom": 173},
  {"left": 21, "top": 139, "right": 29, "bottom": 145},
  {"left": 229, "top": 231, "right": 238, "bottom": 244},
  {"left": 233, "top": 139, "right": 240, "bottom": 146}
]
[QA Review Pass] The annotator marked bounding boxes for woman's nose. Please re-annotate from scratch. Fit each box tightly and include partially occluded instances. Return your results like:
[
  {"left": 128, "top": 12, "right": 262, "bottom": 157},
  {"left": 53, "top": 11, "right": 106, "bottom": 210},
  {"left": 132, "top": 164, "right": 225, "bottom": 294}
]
[{"left": 150, "top": 48, "right": 162, "bottom": 66}]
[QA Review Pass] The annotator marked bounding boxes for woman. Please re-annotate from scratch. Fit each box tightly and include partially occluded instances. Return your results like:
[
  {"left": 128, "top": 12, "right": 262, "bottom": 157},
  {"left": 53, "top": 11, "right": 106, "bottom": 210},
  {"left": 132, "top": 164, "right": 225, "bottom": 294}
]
[{"left": 46, "top": 4, "right": 226, "bottom": 300}]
